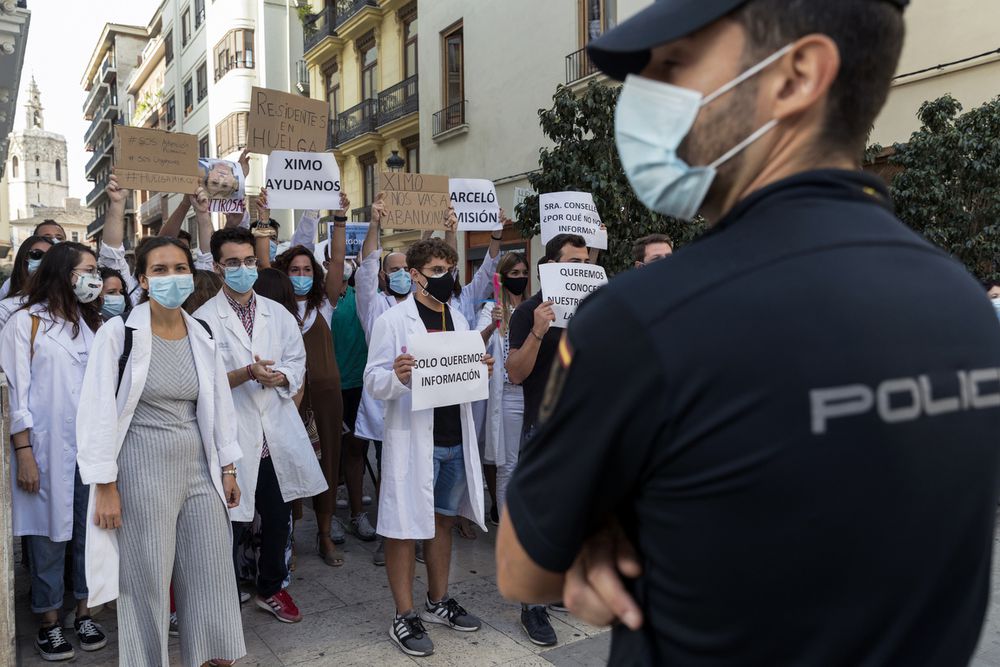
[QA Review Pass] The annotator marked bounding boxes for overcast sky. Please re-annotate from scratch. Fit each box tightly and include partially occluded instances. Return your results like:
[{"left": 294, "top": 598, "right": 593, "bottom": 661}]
[{"left": 14, "top": 0, "right": 161, "bottom": 198}]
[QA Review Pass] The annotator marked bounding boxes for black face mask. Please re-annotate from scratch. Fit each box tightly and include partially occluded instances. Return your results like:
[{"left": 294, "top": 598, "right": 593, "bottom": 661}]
[
  {"left": 502, "top": 276, "right": 529, "bottom": 296},
  {"left": 420, "top": 271, "right": 456, "bottom": 304}
]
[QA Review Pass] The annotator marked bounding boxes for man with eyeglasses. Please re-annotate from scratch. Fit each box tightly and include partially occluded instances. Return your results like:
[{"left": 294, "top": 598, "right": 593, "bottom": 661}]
[
  {"left": 364, "top": 236, "right": 494, "bottom": 658},
  {"left": 194, "top": 227, "right": 327, "bottom": 625}
]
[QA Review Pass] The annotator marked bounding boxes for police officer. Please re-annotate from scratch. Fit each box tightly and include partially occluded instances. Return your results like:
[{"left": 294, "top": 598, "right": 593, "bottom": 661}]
[{"left": 496, "top": 1, "right": 1000, "bottom": 665}]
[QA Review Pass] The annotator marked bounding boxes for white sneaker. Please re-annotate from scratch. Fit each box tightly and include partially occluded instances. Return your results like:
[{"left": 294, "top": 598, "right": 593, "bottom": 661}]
[
  {"left": 349, "top": 513, "right": 377, "bottom": 541},
  {"left": 336, "top": 485, "right": 348, "bottom": 510},
  {"left": 330, "top": 517, "right": 347, "bottom": 545}
]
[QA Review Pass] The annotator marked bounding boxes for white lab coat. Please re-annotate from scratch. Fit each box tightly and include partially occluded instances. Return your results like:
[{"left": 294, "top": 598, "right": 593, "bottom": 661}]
[
  {"left": 75, "top": 304, "right": 242, "bottom": 606},
  {"left": 0, "top": 295, "right": 26, "bottom": 332},
  {"left": 0, "top": 304, "right": 96, "bottom": 541},
  {"left": 363, "top": 296, "right": 486, "bottom": 540},
  {"left": 353, "top": 248, "right": 397, "bottom": 442},
  {"left": 195, "top": 290, "right": 327, "bottom": 521},
  {"left": 476, "top": 301, "right": 509, "bottom": 467},
  {"left": 98, "top": 244, "right": 142, "bottom": 306}
]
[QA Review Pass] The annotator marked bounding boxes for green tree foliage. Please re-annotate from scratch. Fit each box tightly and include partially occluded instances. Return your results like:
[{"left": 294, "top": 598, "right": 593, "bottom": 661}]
[
  {"left": 882, "top": 94, "right": 1000, "bottom": 282},
  {"left": 515, "top": 80, "right": 706, "bottom": 275}
]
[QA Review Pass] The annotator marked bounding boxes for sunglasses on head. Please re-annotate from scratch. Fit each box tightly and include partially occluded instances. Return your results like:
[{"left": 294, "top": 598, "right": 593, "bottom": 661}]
[{"left": 27, "top": 249, "right": 46, "bottom": 261}]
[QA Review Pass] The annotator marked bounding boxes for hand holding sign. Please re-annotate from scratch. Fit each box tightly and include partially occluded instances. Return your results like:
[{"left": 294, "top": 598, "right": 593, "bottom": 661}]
[
  {"left": 106, "top": 171, "right": 129, "bottom": 205},
  {"left": 394, "top": 353, "right": 416, "bottom": 385}
]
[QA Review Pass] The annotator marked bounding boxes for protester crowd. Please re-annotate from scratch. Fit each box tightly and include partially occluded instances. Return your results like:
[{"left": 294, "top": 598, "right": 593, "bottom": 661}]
[{"left": 2, "top": 146, "right": 674, "bottom": 664}]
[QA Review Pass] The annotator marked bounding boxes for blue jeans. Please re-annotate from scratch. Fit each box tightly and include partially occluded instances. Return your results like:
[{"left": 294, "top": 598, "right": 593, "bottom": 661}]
[
  {"left": 433, "top": 445, "right": 466, "bottom": 516},
  {"left": 27, "top": 467, "right": 88, "bottom": 613}
]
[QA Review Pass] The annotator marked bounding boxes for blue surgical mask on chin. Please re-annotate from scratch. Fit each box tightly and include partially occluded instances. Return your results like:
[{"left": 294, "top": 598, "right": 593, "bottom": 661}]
[
  {"left": 290, "top": 275, "right": 313, "bottom": 296},
  {"left": 614, "top": 44, "right": 794, "bottom": 221},
  {"left": 224, "top": 266, "right": 258, "bottom": 294}
]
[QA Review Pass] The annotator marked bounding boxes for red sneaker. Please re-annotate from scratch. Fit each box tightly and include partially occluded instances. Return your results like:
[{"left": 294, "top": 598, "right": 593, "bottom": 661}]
[{"left": 255, "top": 590, "right": 302, "bottom": 623}]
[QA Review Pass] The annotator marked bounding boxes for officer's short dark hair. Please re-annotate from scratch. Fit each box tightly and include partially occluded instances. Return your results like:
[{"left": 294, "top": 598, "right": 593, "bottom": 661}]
[
  {"left": 177, "top": 229, "right": 193, "bottom": 244},
  {"left": 210, "top": 227, "right": 255, "bottom": 262},
  {"left": 732, "top": 0, "right": 905, "bottom": 156},
  {"left": 632, "top": 234, "right": 674, "bottom": 264},
  {"left": 545, "top": 234, "right": 587, "bottom": 262}
]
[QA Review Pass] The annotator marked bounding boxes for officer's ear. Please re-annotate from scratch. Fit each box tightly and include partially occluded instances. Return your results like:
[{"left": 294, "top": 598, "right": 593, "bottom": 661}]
[{"left": 767, "top": 35, "right": 841, "bottom": 125}]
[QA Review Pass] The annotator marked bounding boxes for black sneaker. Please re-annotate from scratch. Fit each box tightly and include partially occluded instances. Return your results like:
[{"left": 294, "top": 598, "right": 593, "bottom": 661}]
[
  {"left": 169, "top": 611, "right": 180, "bottom": 637},
  {"left": 75, "top": 616, "right": 107, "bottom": 652},
  {"left": 36, "top": 624, "right": 74, "bottom": 661},
  {"left": 390, "top": 612, "right": 434, "bottom": 657},
  {"left": 489, "top": 504, "right": 500, "bottom": 526},
  {"left": 420, "top": 596, "right": 482, "bottom": 632},
  {"left": 521, "top": 606, "right": 558, "bottom": 647}
]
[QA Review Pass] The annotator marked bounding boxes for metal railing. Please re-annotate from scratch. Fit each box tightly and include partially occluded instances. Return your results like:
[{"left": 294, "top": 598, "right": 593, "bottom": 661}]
[
  {"left": 84, "top": 135, "right": 113, "bottom": 176},
  {"left": 377, "top": 75, "right": 418, "bottom": 127},
  {"left": 352, "top": 205, "right": 372, "bottom": 222},
  {"left": 139, "top": 194, "right": 164, "bottom": 223},
  {"left": 195, "top": 7, "right": 205, "bottom": 28},
  {"left": 82, "top": 82, "right": 108, "bottom": 118},
  {"left": 565, "top": 47, "right": 598, "bottom": 84},
  {"left": 303, "top": 0, "right": 379, "bottom": 54},
  {"left": 101, "top": 53, "right": 116, "bottom": 83},
  {"left": 85, "top": 177, "right": 109, "bottom": 207},
  {"left": 296, "top": 60, "right": 310, "bottom": 96},
  {"left": 334, "top": 98, "right": 378, "bottom": 146},
  {"left": 432, "top": 100, "right": 467, "bottom": 137},
  {"left": 87, "top": 213, "right": 106, "bottom": 239},
  {"left": 327, "top": 122, "right": 338, "bottom": 150},
  {"left": 335, "top": 0, "right": 378, "bottom": 28},
  {"left": 83, "top": 114, "right": 108, "bottom": 146},
  {"left": 214, "top": 52, "right": 255, "bottom": 82}
]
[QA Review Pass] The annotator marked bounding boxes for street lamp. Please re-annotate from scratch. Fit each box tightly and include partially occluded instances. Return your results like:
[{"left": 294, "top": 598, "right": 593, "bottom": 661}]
[{"left": 385, "top": 149, "right": 405, "bottom": 172}]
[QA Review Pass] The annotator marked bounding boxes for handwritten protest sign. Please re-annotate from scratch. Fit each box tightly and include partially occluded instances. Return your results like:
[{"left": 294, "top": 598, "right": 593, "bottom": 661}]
[
  {"left": 265, "top": 150, "right": 341, "bottom": 209},
  {"left": 450, "top": 178, "right": 501, "bottom": 232},
  {"left": 539, "top": 263, "right": 608, "bottom": 328},
  {"left": 408, "top": 330, "right": 489, "bottom": 411},
  {"left": 247, "top": 86, "right": 330, "bottom": 155},
  {"left": 114, "top": 126, "right": 201, "bottom": 194},
  {"left": 540, "top": 192, "right": 606, "bottom": 249},
  {"left": 380, "top": 172, "right": 451, "bottom": 231}
]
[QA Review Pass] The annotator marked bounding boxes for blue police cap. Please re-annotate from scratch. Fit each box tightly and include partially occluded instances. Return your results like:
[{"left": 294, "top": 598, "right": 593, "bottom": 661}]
[{"left": 588, "top": 0, "right": 909, "bottom": 81}]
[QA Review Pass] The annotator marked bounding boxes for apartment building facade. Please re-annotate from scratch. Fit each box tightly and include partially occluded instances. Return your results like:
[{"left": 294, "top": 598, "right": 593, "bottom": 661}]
[
  {"left": 302, "top": 0, "right": 420, "bottom": 247},
  {"left": 80, "top": 23, "right": 147, "bottom": 245},
  {"left": 416, "top": 0, "right": 651, "bottom": 279}
]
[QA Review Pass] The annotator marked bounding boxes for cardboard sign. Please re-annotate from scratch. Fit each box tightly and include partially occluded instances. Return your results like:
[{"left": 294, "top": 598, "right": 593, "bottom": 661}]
[
  {"left": 450, "top": 178, "right": 501, "bottom": 232},
  {"left": 114, "top": 126, "right": 201, "bottom": 194},
  {"left": 540, "top": 192, "right": 606, "bottom": 250},
  {"left": 265, "top": 151, "right": 341, "bottom": 209},
  {"left": 408, "top": 330, "right": 490, "bottom": 411},
  {"left": 539, "top": 263, "right": 608, "bottom": 328},
  {"left": 380, "top": 172, "right": 451, "bottom": 231},
  {"left": 247, "top": 86, "right": 330, "bottom": 155}
]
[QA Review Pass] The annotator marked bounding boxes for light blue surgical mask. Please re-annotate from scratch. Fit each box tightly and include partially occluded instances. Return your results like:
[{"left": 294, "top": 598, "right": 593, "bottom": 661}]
[
  {"left": 148, "top": 274, "right": 195, "bottom": 310},
  {"left": 101, "top": 294, "right": 126, "bottom": 318},
  {"left": 269, "top": 241, "right": 278, "bottom": 262},
  {"left": 224, "top": 266, "right": 258, "bottom": 295},
  {"left": 992, "top": 297, "right": 1000, "bottom": 321},
  {"left": 26, "top": 258, "right": 42, "bottom": 274},
  {"left": 291, "top": 275, "right": 313, "bottom": 296},
  {"left": 387, "top": 270, "right": 411, "bottom": 297},
  {"left": 615, "top": 44, "right": 793, "bottom": 221}
]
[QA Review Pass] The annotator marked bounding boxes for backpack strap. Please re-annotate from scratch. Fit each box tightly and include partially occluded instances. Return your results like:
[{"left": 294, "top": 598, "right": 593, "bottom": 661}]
[
  {"left": 29, "top": 315, "right": 39, "bottom": 362},
  {"left": 116, "top": 327, "right": 135, "bottom": 397},
  {"left": 194, "top": 318, "right": 213, "bottom": 340}
]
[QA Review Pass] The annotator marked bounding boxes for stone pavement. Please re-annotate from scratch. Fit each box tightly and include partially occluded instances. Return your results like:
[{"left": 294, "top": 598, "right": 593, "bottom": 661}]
[{"left": 12, "top": 502, "right": 1000, "bottom": 666}]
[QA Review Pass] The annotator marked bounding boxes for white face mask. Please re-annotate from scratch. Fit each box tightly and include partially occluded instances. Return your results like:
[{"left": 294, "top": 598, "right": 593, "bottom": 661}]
[
  {"left": 615, "top": 44, "right": 794, "bottom": 221},
  {"left": 343, "top": 261, "right": 355, "bottom": 282},
  {"left": 73, "top": 272, "right": 103, "bottom": 304}
]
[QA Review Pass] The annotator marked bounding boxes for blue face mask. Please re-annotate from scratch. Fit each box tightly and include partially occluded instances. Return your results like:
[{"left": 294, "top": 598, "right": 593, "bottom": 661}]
[
  {"left": 101, "top": 294, "right": 126, "bottom": 317},
  {"left": 148, "top": 274, "right": 195, "bottom": 310},
  {"left": 26, "top": 258, "right": 42, "bottom": 274},
  {"left": 291, "top": 275, "right": 314, "bottom": 296},
  {"left": 223, "top": 266, "right": 258, "bottom": 295},
  {"left": 387, "top": 270, "right": 412, "bottom": 297},
  {"left": 615, "top": 44, "right": 792, "bottom": 221},
  {"left": 269, "top": 241, "right": 278, "bottom": 262},
  {"left": 992, "top": 297, "right": 1000, "bottom": 321}
]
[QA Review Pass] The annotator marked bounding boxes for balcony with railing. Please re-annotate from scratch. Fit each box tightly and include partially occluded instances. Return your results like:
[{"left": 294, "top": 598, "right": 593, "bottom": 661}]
[
  {"left": 83, "top": 113, "right": 108, "bottom": 147},
  {"left": 565, "top": 47, "right": 598, "bottom": 85},
  {"left": 215, "top": 52, "right": 255, "bottom": 82},
  {"left": 335, "top": 0, "right": 378, "bottom": 28},
  {"left": 139, "top": 194, "right": 164, "bottom": 224},
  {"left": 432, "top": 100, "right": 467, "bottom": 138},
  {"left": 83, "top": 82, "right": 109, "bottom": 119},
  {"left": 351, "top": 205, "right": 372, "bottom": 222},
  {"left": 87, "top": 213, "right": 105, "bottom": 240},
  {"left": 334, "top": 98, "right": 378, "bottom": 146},
  {"left": 85, "top": 176, "right": 109, "bottom": 207},
  {"left": 377, "top": 75, "right": 418, "bottom": 127},
  {"left": 84, "top": 134, "right": 113, "bottom": 177},
  {"left": 101, "top": 52, "right": 117, "bottom": 84},
  {"left": 296, "top": 60, "right": 310, "bottom": 96},
  {"left": 303, "top": 0, "right": 379, "bottom": 55}
]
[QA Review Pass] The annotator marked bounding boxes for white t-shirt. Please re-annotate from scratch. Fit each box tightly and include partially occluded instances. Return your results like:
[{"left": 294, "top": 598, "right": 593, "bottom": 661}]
[{"left": 297, "top": 296, "right": 335, "bottom": 335}]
